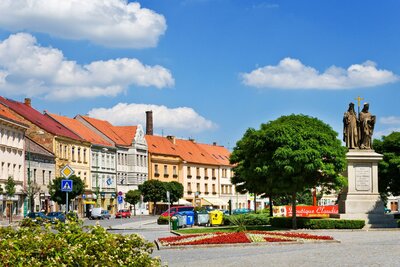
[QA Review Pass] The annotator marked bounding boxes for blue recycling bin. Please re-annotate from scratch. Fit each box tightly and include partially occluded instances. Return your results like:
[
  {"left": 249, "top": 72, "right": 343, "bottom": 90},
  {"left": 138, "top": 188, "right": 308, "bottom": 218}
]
[{"left": 184, "top": 211, "right": 195, "bottom": 227}]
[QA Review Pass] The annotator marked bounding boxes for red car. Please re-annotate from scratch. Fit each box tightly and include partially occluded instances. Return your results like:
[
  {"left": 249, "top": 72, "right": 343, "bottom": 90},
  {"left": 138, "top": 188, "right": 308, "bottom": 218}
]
[{"left": 115, "top": 209, "right": 131, "bottom": 218}]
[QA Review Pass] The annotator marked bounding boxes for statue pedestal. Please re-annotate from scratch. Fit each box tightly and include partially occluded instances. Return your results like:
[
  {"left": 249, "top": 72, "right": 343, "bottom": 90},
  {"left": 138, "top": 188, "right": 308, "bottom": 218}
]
[{"left": 335, "top": 150, "right": 397, "bottom": 228}]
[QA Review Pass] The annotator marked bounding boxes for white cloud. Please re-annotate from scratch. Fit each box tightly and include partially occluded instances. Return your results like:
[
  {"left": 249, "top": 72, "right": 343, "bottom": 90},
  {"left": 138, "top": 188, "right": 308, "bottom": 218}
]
[
  {"left": 0, "top": 0, "right": 166, "bottom": 48},
  {"left": 374, "top": 128, "right": 400, "bottom": 139},
  {"left": 0, "top": 33, "right": 174, "bottom": 100},
  {"left": 380, "top": 116, "right": 400, "bottom": 125},
  {"left": 241, "top": 57, "right": 398, "bottom": 89},
  {"left": 88, "top": 103, "right": 217, "bottom": 133}
]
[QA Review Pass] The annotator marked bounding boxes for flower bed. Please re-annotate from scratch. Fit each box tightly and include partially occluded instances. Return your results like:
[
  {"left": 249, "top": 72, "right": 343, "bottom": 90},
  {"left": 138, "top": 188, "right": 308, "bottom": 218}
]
[{"left": 158, "top": 231, "right": 335, "bottom": 247}]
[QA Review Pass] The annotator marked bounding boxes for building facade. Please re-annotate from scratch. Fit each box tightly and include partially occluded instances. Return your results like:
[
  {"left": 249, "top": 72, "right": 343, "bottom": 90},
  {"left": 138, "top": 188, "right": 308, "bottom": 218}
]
[
  {"left": 0, "top": 103, "right": 28, "bottom": 218},
  {"left": 25, "top": 137, "right": 55, "bottom": 213}
]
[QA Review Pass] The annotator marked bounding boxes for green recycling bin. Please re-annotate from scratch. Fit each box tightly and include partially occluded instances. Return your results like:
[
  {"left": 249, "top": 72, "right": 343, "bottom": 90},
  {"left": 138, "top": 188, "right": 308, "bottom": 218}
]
[{"left": 171, "top": 216, "right": 179, "bottom": 230}]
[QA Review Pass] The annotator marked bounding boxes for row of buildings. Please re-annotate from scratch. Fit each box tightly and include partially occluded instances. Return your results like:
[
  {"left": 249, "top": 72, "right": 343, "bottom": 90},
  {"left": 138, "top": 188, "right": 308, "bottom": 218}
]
[{"left": 0, "top": 97, "right": 249, "bottom": 217}]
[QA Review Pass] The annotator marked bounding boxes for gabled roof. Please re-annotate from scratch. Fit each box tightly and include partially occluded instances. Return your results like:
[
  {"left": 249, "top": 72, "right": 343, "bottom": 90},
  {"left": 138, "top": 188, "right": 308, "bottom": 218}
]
[
  {"left": 196, "top": 143, "right": 231, "bottom": 166},
  {"left": 78, "top": 116, "right": 136, "bottom": 146},
  {"left": 0, "top": 103, "right": 28, "bottom": 128},
  {"left": 174, "top": 139, "right": 220, "bottom": 166},
  {"left": 145, "top": 135, "right": 181, "bottom": 157},
  {"left": 25, "top": 137, "right": 54, "bottom": 157},
  {"left": 0, "top": 97, "right": 82, "bottom": 141},
  {"left": 47, "top": 113, "right": 113, "bottom": 147}
]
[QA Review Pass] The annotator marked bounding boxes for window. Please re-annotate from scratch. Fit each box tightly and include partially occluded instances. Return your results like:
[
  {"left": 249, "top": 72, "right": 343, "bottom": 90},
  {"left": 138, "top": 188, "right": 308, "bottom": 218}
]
[
  {"left": 49, "top": 171, "right": 52, "bottom": 183},
  {"left": 42, "top": 170, "right": 45, "bottom": 185},
  {"left": 196, "top": 167, "right": 200, "bottom": 177},
  {"left": 154, "top": 164, "right": 159, "bottom": 177},
  {"left": 212, "top": 184, "right": 216, "bottom": 193},
  {"left": 64, "top": 146, "right": 68, "bottom": 159},
  {"left": 212, "top": 168, "right": 216, "bottom": 178},
  {"left": 204, "top": 183, "right": 208, "bottom": 194},
  {"left": 71, "top": 147, "right": 75, "bottom": 161},
  {"left": 196, "top": 183, "right": 200, "bottom": 193},
  {"left": 59, "top": 144, "right": 63, "bottom": 158},
  {"left": 187, "top": 182, "right": 192, "bottom": 194},
  {"left": 187, "top": 166, "right": 191, "bottom": 175},
  {"left": 33, "top": 169, "right": 37, "bottom": 183},
  {"left": 83, "top": 149, "right": 87, "bottom": 163},
  {"left": 78, "top": 147, "right": 81, "bottom": 162},
  {"left": 164, "top": 165, "right": 168, "bottom": 177},
  {"left": 173, "top": 166, "right": 177, "bottom": 178},
  {"left": 204, "top": 168, "right": 208, "bottom": 179}
]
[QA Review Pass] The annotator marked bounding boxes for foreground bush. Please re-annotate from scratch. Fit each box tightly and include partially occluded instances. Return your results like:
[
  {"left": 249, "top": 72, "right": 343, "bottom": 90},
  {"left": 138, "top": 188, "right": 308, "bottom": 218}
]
[
  {"left": 0, "top": 220, "right": 161, "bottom": 266},
  {"left": 270, "top": 217, "right": 365, "bottom": 229},
  {"left": 224, "top": 213, "right": 270, "bottom": 226}
]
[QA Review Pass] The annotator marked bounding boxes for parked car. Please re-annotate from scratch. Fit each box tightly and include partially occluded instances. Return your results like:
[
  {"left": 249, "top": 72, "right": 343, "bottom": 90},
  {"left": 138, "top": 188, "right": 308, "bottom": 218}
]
[
  {"left": 25, "top": 212, "right": 48, "bottom": 224},
  {"left": 115, "top": 209, "right": 131, "bottom": 218},
  {"left": 232, "top": 208, "right": 253, "bottom": 215},
  {"left": 161, "top": 206, "right": 194, "bottom": 217},
  {"left": 47, "top": 211, "right": 66, "bottom": 223},
  {"left": 101, "top": 210, "right": 111, "bottom": 219},
  {"left": 384, "top": 207, "right": 391, "bottom": 214},
  {"left": 90, "top": 207, "right": 103, "bottom": 220}
]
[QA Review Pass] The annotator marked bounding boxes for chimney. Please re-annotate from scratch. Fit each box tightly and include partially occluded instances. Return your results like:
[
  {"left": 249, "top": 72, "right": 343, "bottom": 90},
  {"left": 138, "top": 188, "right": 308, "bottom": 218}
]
[
  {"left": 213, "top": 142, "right": 217, "bottom": 146},
  {"left": 167, "top": 135, "right": 176, "bottom": 144},
  {"left": 145, "top": 110, "right": 153, "bottom": 135},
  {"left": 24, "top": 98, "right": 31, "bottom": 107}
]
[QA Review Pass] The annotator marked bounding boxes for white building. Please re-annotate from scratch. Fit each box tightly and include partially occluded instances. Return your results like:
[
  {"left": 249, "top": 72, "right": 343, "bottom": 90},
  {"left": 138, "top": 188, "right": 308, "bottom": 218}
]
[{"left": 0, "top": 104, "right": 28, "bottom": 218}]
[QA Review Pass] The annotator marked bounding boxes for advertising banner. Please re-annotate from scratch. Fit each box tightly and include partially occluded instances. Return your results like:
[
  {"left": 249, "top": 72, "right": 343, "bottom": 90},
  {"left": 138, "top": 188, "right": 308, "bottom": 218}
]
[{"left": 273, "top": 205, "right": 338, "bottom": 217}]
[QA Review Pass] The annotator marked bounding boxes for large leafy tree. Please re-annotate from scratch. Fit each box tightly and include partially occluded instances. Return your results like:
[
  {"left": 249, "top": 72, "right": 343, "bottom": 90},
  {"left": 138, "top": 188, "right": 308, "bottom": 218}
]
[
  {"left": 163, "top": 181, "right": 184, "bottom": 205},
  {"left": 139, "top": 180, "right": 166, "bottom": 215},
  {"left": 374, "top": 132, "right": 400, "bottom": 202},
  {"left": 125, "top": 189, "right": 141, "bottom": 216},
  {"left": 48, "top": 175, "right": 84, "bottom": 206},
  {"left": 231, "top": 114, "right": 347, "bottom": 229},
  {"left": 5, "top": 176, "right": 16, "bottom": 198}
]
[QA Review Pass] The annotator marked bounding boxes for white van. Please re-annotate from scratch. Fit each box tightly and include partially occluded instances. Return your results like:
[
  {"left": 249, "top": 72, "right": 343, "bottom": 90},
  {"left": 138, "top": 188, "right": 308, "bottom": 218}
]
[{"left": 90, "top": 207, "right": 103, "bottom": 220}]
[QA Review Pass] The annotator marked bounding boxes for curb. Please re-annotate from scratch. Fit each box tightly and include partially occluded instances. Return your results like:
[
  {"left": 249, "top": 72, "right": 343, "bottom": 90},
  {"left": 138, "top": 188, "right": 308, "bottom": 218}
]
[{"left": 154, "top": 239, "right": 341, "bottom": 250}]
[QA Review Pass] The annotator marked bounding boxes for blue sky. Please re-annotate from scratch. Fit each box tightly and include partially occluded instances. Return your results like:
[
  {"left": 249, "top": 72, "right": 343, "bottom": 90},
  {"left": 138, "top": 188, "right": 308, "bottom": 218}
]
[{"left": 0, "top": 0, "right": 399, "bottom": 149}]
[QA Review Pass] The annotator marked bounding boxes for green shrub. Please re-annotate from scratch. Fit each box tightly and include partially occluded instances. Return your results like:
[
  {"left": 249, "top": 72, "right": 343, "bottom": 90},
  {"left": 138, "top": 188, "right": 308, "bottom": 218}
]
[
  {"left": 157, "top": 215, "right": 170, "bottom": 225},
  {"left": 397, "top": 219, "right": 400, "bottom": 228},
  {"left": 0, "top": 219, "right": 161, "bottom": 266},
  {"left": 224, "top": 213, "right": 270, "bottom": 226},
  {"left": 228, "top": 214, "right": 247, "bottom": 232},
  {"left": 270, "top": 217, "right": 365, "bottom": 229}
]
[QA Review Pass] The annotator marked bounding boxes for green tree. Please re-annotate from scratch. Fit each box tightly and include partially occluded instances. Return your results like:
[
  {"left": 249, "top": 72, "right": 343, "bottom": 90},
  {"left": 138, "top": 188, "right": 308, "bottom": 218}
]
[
  {"left": 5, "top": 176, "right": 16, "bottom": 198},
  {"left": 231, "top": 114, "right": 347, "bottom": 229},
  {"left": 125, "top": 189, "right": 141, "bottom": 216},
  {"left": 163, "top": 181, "right": 184, "bottom": 205},
  {"left": 21, "top": 181, "right": 41, "bottom": 212},
  {"left": 139, "top": 180, "right": 166, "bottom": 215},
  {"left": 48, "top": 175, "right": 84, "bottom": 207},
  {"left": 374, "top": 132, "right": 400, "bottom": 202}
]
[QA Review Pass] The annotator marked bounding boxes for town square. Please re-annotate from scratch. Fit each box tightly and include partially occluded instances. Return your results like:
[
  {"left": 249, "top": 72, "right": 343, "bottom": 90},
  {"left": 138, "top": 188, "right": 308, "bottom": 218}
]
[{"left": 1, "top": 1, "right": 400, "bottom": 266}]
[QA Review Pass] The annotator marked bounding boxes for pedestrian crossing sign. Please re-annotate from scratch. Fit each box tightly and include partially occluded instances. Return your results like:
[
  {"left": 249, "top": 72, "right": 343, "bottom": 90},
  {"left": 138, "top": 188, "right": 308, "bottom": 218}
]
[{"left": 61, "top": 180, "right": 73, "bottom": 192}]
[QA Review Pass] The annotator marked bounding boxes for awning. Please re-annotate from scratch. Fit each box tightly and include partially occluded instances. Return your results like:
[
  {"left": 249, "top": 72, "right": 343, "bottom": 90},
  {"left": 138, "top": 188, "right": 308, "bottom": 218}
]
[{"left": 202, "top": 197, "right": 227, "bottom": 207}]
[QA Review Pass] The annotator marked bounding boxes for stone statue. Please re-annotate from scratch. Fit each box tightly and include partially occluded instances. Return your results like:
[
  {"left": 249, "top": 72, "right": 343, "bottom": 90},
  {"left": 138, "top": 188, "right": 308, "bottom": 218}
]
[
  {"left": 343, "top": 102, "right": 359, "bottom": 149},
  {"left": 358, "top": 103, "right": 375, "bottom": 149}
]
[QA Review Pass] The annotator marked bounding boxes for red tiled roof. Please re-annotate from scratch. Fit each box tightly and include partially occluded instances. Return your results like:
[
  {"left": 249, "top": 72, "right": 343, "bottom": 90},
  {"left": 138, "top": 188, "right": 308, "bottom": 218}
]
[
  {"left": 0, "top": 103, "right": 28, "bottom": 127},
  {"left": 79, "top": 116, "right": 136, "bottom": 146},
  {"left": 174, "top": 139, "right": 220, "bottom": 166},
  {"left": 47, "top": 113, "right": 113, "bottom": 147},
  {"left": 145, "top": 135, "right": 181, "bottom": 157},
  {"left": 197, "top": 143, "right": 231, "bottom": 166},
  {"left": 25, "top": 137, "right": 54, "bottom": 157},
  {"left": 0, "top": 97, "right": 83, "bottom": 141}
]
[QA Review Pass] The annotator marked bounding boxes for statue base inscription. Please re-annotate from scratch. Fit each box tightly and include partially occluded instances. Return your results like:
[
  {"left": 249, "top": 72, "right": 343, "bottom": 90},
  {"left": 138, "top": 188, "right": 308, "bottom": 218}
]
[{"left": 335, "top": 150, "right": 397, "bottom": 228}]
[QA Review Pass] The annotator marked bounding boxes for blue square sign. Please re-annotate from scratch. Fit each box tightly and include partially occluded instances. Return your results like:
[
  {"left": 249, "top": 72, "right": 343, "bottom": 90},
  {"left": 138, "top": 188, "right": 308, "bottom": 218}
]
[{"left": 61, "top": 179, "right": 73, "bottom": 192}]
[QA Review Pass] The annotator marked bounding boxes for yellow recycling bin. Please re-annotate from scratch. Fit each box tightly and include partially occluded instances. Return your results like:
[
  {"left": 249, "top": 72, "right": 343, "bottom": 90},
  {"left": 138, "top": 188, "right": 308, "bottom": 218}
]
[{"left": 209, "top": 210, "right": 223, "bottom": 226}]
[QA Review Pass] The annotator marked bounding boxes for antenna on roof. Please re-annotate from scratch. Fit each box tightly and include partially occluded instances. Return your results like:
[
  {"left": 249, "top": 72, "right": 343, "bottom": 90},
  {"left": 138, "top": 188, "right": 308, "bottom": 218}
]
[{"left": 161, "top": 129, "right": 164, "bottom": 137}]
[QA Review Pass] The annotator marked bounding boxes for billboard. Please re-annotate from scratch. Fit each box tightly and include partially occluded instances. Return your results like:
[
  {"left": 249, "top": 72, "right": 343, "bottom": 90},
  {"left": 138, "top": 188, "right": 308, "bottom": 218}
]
[{"left": 273, "top": 205, "right": 338, "bottom": 217}]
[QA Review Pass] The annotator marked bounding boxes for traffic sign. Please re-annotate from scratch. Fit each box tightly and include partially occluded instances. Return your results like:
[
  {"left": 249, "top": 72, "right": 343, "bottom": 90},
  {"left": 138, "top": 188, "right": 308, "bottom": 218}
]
[
  {"left": 61, "top": 179, "right": 73, "bottom": 192},
  {"left": 61, "top": 165, "right": 74, "bottom": 179},
  {"left": 117, "top": 195, "right": 123, "bottom": 204}
]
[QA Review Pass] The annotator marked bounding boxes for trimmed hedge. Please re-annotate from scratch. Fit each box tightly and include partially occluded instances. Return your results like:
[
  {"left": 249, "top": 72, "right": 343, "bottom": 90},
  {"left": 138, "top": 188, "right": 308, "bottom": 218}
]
[
  {"left": 224, "top": 213, "right": 270, "bottom": 226},
  {"left": 270, "top": 217, "right": 365, "bottom": 229},
  {"left": 157, "top": 215, "right": 170, "bottom": 225}
]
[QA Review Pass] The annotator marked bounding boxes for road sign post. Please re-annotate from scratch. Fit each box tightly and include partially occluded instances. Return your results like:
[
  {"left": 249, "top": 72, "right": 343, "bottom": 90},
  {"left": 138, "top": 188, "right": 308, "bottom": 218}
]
[
  {"left": 61, "top": 179, "right": 73, "bottom": 213},
  {"left": 166, "top": 191, "right": 170, "bottom": 230}
]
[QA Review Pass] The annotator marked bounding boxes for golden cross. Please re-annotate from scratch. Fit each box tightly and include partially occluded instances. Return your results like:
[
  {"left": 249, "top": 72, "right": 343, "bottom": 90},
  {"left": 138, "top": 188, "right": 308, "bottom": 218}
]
[{"left": 355, "top": 96, "right": 364, "bottom": 114}]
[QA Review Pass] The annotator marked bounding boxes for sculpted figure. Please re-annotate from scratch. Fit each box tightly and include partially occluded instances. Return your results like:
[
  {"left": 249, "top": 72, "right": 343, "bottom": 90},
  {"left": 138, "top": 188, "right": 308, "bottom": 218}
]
[
  {"left": 358, "top": 103, "right": 376, "bottom": 149},
  {"left": 343, "top": 103, "right": 359, "bottom": 149}
]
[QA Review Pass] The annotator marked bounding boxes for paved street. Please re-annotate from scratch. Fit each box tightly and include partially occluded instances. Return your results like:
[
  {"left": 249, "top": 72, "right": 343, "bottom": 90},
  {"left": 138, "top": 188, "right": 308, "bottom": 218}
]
[
  {"left": 3, "top": 216, "right": 400, "bottom": 266},
  {"left": 85, "top": 216, "right": 400, "bottom": 267}
]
